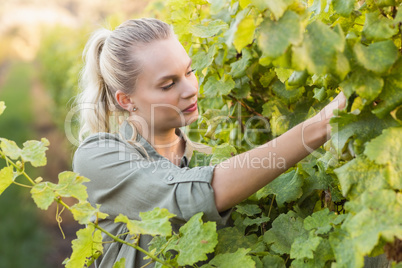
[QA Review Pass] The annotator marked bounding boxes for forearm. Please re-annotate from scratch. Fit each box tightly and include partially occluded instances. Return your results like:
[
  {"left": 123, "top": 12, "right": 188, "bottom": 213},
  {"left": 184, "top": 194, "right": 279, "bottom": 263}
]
[{"left": 212, "top": 112, "right": 328, "bottom": 212}]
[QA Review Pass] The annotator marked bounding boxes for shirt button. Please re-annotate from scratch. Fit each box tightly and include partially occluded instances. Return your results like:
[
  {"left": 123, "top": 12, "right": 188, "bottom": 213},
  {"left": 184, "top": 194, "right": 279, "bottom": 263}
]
[{"left": 167, "top": 175, "right": 174, "bottom": 181}]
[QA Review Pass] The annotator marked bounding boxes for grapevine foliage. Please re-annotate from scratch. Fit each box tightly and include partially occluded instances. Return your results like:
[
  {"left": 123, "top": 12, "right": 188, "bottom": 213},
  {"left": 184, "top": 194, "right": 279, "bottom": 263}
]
[{"left": 1, "top": 0, "right": 402, "bottom": 267}]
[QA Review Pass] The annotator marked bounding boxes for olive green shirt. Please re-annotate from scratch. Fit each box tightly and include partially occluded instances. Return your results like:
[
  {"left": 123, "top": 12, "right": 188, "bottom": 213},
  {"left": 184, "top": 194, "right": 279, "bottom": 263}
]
[{"left": 72, "top": 122, "right": 232, "bottom": 267}]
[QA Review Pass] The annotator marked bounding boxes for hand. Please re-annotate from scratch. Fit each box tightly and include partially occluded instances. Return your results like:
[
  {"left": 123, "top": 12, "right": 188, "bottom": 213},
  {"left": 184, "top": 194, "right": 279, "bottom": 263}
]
[{"left": 321, "top": 91, "right": 347, "bottom": 119}]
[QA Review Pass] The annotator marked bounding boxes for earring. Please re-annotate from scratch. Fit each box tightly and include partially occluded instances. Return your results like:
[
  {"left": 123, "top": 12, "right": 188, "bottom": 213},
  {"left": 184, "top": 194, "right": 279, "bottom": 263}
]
[{"left": 132, "top": 107, "right": 137, "bottom": 112}]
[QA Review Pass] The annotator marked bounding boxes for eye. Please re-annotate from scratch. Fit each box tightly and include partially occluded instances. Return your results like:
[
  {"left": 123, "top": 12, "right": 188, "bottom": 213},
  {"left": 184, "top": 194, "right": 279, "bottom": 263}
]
[
  {"left": 187, "top": 69, "right": 196, "bottom": 75},
  {"left": 161, "top": 82, "right": 175, "bottom": 91}
]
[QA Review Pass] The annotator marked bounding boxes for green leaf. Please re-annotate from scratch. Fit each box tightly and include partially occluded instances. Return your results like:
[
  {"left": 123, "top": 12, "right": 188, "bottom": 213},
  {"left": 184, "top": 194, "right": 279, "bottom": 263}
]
[
  {"left": 362, "top": 11, "right": 398, "bottom": 41},
  {"left": 339, "top": 68, "right": 384, "bottom": 102},
  {"left": 256, "top": 170, "right": 303, "bottom": 207},
  {"left": 207, "top": 248, "right": 255, "bottom": 268},
  {"left": 329, "top": 227, "right": 364, "bottom": 268},
  {"left": 21, "top": 138, "right": 49, "bottom": 167},
  {"left": 265, "top": 0, "right": 295, "bottom": 20},
  {"left": 189, "top": 150, "right": 212, "bottom": 168},
  {"left": 192, "top": 45, "right": 218, "bottom": 73},
  {"left": 0, "top": 101, "right": 5, "bottom": 116},
  {"left": 210, "top": 143, "right": 237, "bottom": 165},
  {"left": 258, "top": 10, "right": 303, "bottom": 59},
  {"left": 288, "top": 70, "right": 309, "bottom": 86},
  {"left": 234, "top": 15, "right": 256, "bottom": 52},
  {"left": 115, "top": 207, "right": 175, "bottom": 236},
  {"left": 291, "top": 238, "right": 334, "bottom": 268},
  {"left": 290, "top": 233, "right": 323, "bottom": 259},
  {"left": 353, "top": 40, "right": 398, "bottom": 74},
  {"left": 364, "top": 127, "right": 402, "bottom": 189},
  {"left": 0, "top": 138, "right": 22, "bottom": 160},
  {"left": 330, "top": 109, "right": 395, "bottom": 154},
  {"left": 216, "top": 227, "right": 258, "bottom": 254},
  {"left": 332, "top": 0, "right": 355, "bottom": 17},
  {"left": 235, "top": 204, "right": 261, "bottom": 216},
  {"left": 54, "top": 171, "right": 90, "bottom": 201},
  {"left": 229, "top": 48, "right": 253, "bottom": 78},
  {"left": 272, "top": 80, "right": 305, "bottom": 105},
  {"left": 112, "top": 258, "right": 126, "bottom": 268},
  {"left": 242, "top": 216, "right": 270, "bottom": 226},
  {"left": 343, "top": 190, "right": 402, "bottom": 255},
  {"left": 261, "top": 253, "right": 286, "bottom": 268},
  {"left": 313, "top": 87, "right": 327, "bottom": 102},
  {"left": 189, "top": 19, "right": 228, "bottom": 38},
  {"left": 334, "top": 156, "right": 391, "bottom": 198},
  {"left": 224, "top": 7, "right": 251, "bottom": 49},
  {"left": 0, "top": 166, "right": 13, "bottom": 195},
  {"left": 174, "top": 212, "right": 218, "bottom": 266},
  {"left": 292, "top": 21, "right": 344, "bottom": 75},
  {"left": 30, "top": 181, "right": 57, "bottom": 210},
  {"left": 304, "top": 208, "right": 339, "bottom": 235},
  {"left": 65, "top": 225, "right": 103, "bottom": 268},
  {"left": 71, "top": 202, "right": 108, "bottom": 225},
  {"left": 373, "top": 58, "right": 402, "bottom": 118},
  {"left": 264, "top": 211, "right": 308, "bottom": 254},
  {"left": 203, "top": 75, "right": 235, "bottom": 97}
]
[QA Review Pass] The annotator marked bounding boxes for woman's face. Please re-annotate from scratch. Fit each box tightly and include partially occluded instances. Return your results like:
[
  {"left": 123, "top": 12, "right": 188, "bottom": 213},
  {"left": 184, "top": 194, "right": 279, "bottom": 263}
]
[{"left": 129, "top": 36, "right": 199, "bottom": 133}]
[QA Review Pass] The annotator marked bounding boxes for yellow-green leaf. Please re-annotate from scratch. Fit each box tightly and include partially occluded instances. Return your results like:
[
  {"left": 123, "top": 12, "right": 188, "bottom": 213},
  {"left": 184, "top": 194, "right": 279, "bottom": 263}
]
[
  {"left": 31, "top": 181, "right": 57, "bottom": 210},
  {"left": 71, "top": 202, "right": 108, "bottom": 225},
  {"left": 234, "top": 15, "right": 256, "bottom": 53},
  {"left": 54, "top": 171, "right": 90, "bottom": 201},
  {"left": 0, "top": 101, "right": 5, "bottom": 116},
  {"left": 0, "top": 166, "right": 13, "bottom": 195},
  {"left": 21, "top": 138, "right": 50, "bottom": 167},
  {"left": 0, "top": 138, "right": 22, "bottom": 160}
]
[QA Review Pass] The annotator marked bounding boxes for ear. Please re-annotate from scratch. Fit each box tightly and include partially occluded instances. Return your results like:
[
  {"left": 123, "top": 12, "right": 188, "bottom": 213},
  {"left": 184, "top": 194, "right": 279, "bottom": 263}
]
[{"left": 115, "top": 90, "right": 135, "bottom": 111}]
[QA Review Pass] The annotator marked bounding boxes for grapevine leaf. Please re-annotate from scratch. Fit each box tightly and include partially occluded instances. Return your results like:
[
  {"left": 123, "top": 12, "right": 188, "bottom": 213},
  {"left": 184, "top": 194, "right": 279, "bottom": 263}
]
[
  {"left": 54, "top": 171, "right": 90, "bottom": 201},
  {"left": 275, "top": 67, "right": 293, "bottom": 83},
  {"left": 256, "top": 170, "right": 303, "bottom": 207},
  {"left": 30, "top": 181, "right": 57, "bottom": 210},
  {"left": 65, "top": 224, "right": 103, "bottom": 268},
  {"left": 0, "top": 166, "right": 13, "bottom": 195},
  {"left": 304, "top": 208, "right": 339, "bottom": 235},
  {"left": 364, "top": 127, "right": 402, "bottom": 189},
  {"left": 174, "top": 212, "right": 218, "bottom": 266},
  {"left": 203, "top": 75, "right": 235, "bottom": 97},
  {"left": 265, "top": 0, "right": 295, "bottom": 20},
  {"left": 21, "top": 138, "right": 49, "bottom": 167},
  {"left": 288, "top": 70, "right": 309, "bottom": 86},
  {"left": 258, "top": 10, "right": 303, "bottom": 59},
  {"left": 292, "top": 21, "right": 344, "bottom": 75},
  {"left": 207, "top": 248, "right": 255, "bottom": 268},
  {"left": 235, "top": 204, "right": 261, "bottom": 216},
  {"left": 353, "top": 40, "right": 398, "bottom": 74},
  {"left": 234, "top": 15, "right": 256, "bottom": 52},
  {"left": 71, "top": 202, "right": 108, "bottom": 225},
  {"left": 216, "top": 227, "right": 257, "bottom": 254},
  {"left": 229, "top": 48, "right": 253, "bottom": 78},
  {"left": 330, "top": 109, "right": 395, "bottom": 154},
  {"left": 290, "top": 233, "right": 322, "bottom": 259},
  {"left": 224, "top": 7, "right": 251, "bottom": 49},
  {"left": 261, "top": 253, "right": 286, "bottom": 268},
  {"left": 264, "top": 211, "right": 308, "bottom": 254},
  {"left": 343, "top": 190, "right": 402, "bottom": 254},
  {"left": 373, "top": 58, "right": 402, "bottom": 118},
  {"left": 272, "top": 80, "right": 305, "bottom": 105},
  {"left": 0, "top": 101, "right": 5, "bottom": 116},
  {"left": 192, "top": 45, "right": 217, "bottom": 73},
  {"left": 291, "top": 238, "right": 334, "bottom": 268},
  {"left": 332, "top": 0, "right": 355, "bottom": 17},
  {"left": 189, "top": 20, "right": 228, "bottom": 38},
  {"left": 112, "top": 258, "right": 126, "bottom": 268},
  {"left": 313, "top": 87, "right": 327, "bottom": 102},
  {"left": 334, "top": 156, "right": 391, "bottom": 199},
  {"left": 115, "top": 207, "right": 175, "bottom": 236},
  {"left": 362, "top": 11, "right": 398, "bottom": 41},
  {"left": 210, "top": 143, "right": 236, "bottom": 165},
  {"left": 339, "top": 68, "right": 384, "bottom": 103},
  {"left": 329, "top": 227, "right": 364, "bottom": 268},
  {"left": 242, "top": 216, "right": 270, "bottom": 226},
  {"left": 0, "top": 138, "right": 21, "bottom": 160},
  {"left": 189, "top": 150, "right": 212, "bottom": 168}
]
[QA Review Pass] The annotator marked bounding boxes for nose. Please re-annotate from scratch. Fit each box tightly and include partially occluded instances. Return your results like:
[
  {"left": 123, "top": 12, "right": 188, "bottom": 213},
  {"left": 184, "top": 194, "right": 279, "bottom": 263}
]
[{"left": 180, "top": 76, "right": 198, "bottom": 99}]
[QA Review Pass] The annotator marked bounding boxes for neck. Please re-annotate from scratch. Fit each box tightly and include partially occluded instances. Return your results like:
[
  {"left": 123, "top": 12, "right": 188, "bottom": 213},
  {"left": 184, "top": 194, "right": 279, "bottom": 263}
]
[{"left": 147, "top": 127, "right": 185, "bottom": 165}]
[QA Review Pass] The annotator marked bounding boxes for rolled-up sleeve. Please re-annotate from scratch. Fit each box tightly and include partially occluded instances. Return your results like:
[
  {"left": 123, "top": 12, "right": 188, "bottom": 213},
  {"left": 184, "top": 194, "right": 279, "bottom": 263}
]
[{"left": 72, "top": 133, "right": 231, "bottom": 226}]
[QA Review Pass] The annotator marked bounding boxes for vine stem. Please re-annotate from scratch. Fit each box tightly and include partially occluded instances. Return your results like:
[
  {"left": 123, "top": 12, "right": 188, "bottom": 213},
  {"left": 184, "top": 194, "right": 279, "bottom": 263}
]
[
  {"left": 0, "top": 151, "right": 36, "bottom": 186},
  {"left": 227, "top": 94, "right": 265, "bottom": 118},
  {"left": 94, "top": 224, "right": 174, "bottom": 268}
]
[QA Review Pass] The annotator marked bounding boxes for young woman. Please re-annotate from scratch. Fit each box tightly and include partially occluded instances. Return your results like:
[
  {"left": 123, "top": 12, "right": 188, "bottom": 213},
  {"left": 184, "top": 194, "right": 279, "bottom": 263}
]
[{"left": 73, "top": 18, "right": 346, "bottom": 267}]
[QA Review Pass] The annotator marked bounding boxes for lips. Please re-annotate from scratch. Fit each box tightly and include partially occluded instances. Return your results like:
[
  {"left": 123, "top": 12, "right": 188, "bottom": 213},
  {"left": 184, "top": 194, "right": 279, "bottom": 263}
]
[{"left": 182, "top": 101, "right": 198, "bottom": 112}]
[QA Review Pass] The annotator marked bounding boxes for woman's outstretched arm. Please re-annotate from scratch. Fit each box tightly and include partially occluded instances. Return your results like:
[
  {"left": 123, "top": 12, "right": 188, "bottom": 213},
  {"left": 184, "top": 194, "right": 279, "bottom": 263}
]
[{"left": 212, "top": 92, "right": 346, "bottom": 212}]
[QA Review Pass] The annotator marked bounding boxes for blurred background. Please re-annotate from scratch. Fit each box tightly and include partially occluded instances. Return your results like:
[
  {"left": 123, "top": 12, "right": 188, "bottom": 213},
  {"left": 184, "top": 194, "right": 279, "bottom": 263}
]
[{"left": 0, "top": 0, "right": 165, "bottom": 266}]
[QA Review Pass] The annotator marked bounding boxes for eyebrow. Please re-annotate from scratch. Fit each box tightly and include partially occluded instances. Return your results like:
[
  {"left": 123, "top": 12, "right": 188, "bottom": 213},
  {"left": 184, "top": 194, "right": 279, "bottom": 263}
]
[{"left": 156, "top": 58, "right": 192, "bottom": 83}]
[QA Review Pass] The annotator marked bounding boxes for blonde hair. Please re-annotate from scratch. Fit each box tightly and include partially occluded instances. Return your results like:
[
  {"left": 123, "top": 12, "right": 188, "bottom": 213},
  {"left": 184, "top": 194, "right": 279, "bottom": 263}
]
[{"left": 76, "top": 18, "right": 174, "bottom": 142}]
